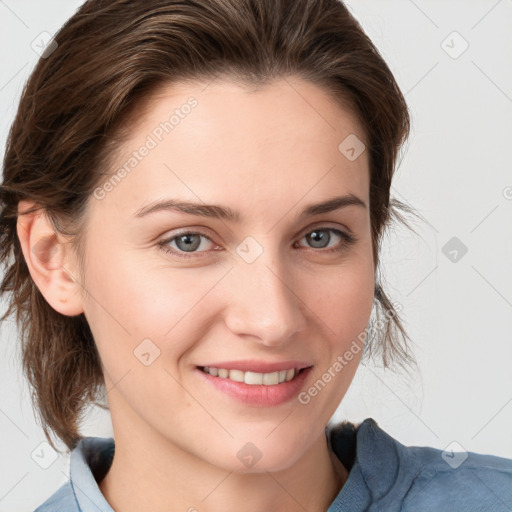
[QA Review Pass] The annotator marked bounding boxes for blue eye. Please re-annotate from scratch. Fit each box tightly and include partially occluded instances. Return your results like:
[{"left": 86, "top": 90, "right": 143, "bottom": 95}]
[
  {"left": 299, "top": 228, "right": 356, "bottom": 251},
  {"left": 157, "top": 227, "right": 357, "bottom": 259},
  {"left": 158, "top": 231, "right": 216, "bottom": 258}
]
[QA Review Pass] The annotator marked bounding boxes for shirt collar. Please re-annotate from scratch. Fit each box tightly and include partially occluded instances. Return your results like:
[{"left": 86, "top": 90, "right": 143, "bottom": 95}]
[
  {"left": 327, "top": 417, "right": 415, "bottom": 510},
  {"left": 70, "top": 436, "right": 115, "bottom": 512}
]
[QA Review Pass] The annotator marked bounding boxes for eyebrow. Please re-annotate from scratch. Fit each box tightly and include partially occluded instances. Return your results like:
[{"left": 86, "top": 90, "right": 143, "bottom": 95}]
[{"left": 133, "top": 193, "right": 366, "bottom": 222}]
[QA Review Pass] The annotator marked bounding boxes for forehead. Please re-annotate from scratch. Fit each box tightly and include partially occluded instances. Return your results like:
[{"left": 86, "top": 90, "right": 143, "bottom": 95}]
[
  {"left": 97, "top": 76, "right": 369, "bottom": 217},
  {"left": 138, "top": 76, "right": 366, "bottom": 150}
]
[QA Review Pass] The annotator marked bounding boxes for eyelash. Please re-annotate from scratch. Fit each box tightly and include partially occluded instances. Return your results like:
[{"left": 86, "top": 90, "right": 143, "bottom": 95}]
[{"left": 157, "top": 227, "right": 358, "bottom": 260}]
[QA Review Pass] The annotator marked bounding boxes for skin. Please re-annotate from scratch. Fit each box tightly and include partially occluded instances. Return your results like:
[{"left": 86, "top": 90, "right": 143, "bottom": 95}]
[{"left": 17, "top": 76, "right": 375, "bottom": 512}]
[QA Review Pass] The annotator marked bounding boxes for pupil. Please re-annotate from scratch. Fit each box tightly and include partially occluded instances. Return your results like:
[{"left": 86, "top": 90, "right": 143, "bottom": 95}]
[
  {"left": 308, "top": 230, "right": 329, "bottom": 249},
  {"left": 177, "top": 234, "right": 200, "bottom": 252}
]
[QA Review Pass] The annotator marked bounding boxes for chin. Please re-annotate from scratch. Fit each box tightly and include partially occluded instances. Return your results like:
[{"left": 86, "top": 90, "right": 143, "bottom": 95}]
[{"left": 205, "top": 434, "right": 309, "bottom": 475}]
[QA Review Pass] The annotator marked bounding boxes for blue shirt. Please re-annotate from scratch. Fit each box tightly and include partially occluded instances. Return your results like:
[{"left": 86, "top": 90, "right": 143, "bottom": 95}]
[{"left": 34, "top": 417, "right": 512, "bottom": 511}]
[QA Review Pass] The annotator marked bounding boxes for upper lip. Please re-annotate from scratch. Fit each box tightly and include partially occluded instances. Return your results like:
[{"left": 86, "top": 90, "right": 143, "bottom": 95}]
[{"left": 198, "top": 360, "right": 313, "bottom": 373}]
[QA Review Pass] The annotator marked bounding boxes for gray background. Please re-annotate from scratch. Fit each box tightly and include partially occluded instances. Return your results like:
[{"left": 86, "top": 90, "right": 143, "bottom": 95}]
[{"left": 1, "top": 0, "right": 511, "bottom": 510}]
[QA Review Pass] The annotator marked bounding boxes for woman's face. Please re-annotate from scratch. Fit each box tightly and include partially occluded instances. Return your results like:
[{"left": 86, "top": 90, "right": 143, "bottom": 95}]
[{"left": 77, "top": 76, "right": 375, "bottom": 472}]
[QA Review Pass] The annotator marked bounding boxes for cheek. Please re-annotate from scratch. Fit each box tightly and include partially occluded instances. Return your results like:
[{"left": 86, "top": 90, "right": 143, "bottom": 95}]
[
  {"left": 79, "top": 245, "right": 228, "bottom": 375},
  {"left": 293, "top": 258, "right": 374, "bottom": 418},
  {"left": 307, "top": 256, "right": 375, "bottom": 347}
]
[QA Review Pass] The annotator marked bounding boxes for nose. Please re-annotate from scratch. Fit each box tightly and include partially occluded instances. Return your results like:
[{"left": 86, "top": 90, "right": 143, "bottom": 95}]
[{"left": 223, "top": 249, "right": 307, "bottom": 347}]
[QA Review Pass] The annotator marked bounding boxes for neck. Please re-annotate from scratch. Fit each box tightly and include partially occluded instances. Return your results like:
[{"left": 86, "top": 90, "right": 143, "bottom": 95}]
[{"left": 99, "top": 422, "right": 347, "bottom": 512}]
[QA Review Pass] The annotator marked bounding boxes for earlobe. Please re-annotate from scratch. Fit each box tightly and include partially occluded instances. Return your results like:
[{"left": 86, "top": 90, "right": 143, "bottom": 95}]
[{"left": 16, "top": 199, "right": 84, "bottom": 316}]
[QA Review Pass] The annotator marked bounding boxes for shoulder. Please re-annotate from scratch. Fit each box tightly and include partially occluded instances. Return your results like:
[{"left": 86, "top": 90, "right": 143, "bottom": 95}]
[
  {"left": 33, "top": 482, "right": 77, "bottom": 512},
  {"left": 328, "top": 418, "right": 512, "bottom": 511},
  {"left": 402, "top": 443, "right": 512, "bottom": 511},
  {"left": 32, "top": 436, "right": 115, "bottom": 512}
]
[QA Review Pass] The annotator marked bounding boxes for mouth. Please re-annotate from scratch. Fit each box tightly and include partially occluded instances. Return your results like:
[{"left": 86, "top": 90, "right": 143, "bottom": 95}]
[
  {"left": 198, "top": 366, "right": 308, "bottom": 385},
  {"left": 195, "top": 363, "right": 313, "bottom": 407}
]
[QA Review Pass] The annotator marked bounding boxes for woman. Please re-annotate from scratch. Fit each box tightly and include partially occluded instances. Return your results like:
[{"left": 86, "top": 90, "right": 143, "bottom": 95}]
[{"left": 1, "top": 0, "right": 511, "bottom": 511}]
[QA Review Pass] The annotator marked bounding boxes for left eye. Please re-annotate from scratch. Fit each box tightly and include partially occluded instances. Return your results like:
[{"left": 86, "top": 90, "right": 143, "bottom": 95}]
[
  {"left": 157, "top": 227, "right": 356, "bottom": 259},
  {"left": 159, "top": 232, "right": 216, "bottom": 256}
]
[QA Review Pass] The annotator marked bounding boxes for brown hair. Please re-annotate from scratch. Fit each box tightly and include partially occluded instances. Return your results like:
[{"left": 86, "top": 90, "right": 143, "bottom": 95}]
[{"left": 0, "top": 0, "right": 420, "bottom": 451}]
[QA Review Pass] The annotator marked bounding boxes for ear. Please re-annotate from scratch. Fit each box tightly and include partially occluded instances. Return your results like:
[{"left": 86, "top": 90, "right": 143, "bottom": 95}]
[{"left": 16, "top": 199, "right": 84, "bottom": 316}]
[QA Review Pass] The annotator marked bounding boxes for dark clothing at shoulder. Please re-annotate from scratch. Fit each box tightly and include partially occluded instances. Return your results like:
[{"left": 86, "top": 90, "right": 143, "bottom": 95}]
[{"left": 327, "top": 418, "right": 512, "bottom": 511}]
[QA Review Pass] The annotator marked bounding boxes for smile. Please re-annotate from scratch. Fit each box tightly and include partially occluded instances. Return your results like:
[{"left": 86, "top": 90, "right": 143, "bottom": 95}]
[
  {"left": 196, "top": 364, "right": 313, "bottom": 407},
  {"left": 200, "top": 366, "right": 301, "bottom": 385}
]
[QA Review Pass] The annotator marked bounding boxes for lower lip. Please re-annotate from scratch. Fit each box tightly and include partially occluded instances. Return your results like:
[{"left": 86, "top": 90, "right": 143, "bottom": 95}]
[{"left": 196, "top": 367, "right": 313, "bottom": 407}]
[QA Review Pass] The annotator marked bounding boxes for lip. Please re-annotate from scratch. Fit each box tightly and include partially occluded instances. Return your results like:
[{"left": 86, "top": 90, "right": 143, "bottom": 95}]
[
  {"left": 198, "top": 360, "right": 313, "bottom": 373},
  {"left": 195, "top": 364, "right": 313, "bottom": 407}
]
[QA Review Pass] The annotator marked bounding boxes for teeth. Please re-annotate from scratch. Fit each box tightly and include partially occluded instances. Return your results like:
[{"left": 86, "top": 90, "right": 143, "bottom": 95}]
[
  {"left": 229, "top": 369, "right": 245, "bottom": 383},
  {"left": 202, "top": 367, "right": 299, "bottom": 385},
  {"left": 263, "top": 372, "right": 279, "bottom": 385},
  {"left": 245, "top": 371, "right": 263, "bottom": 385}
]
